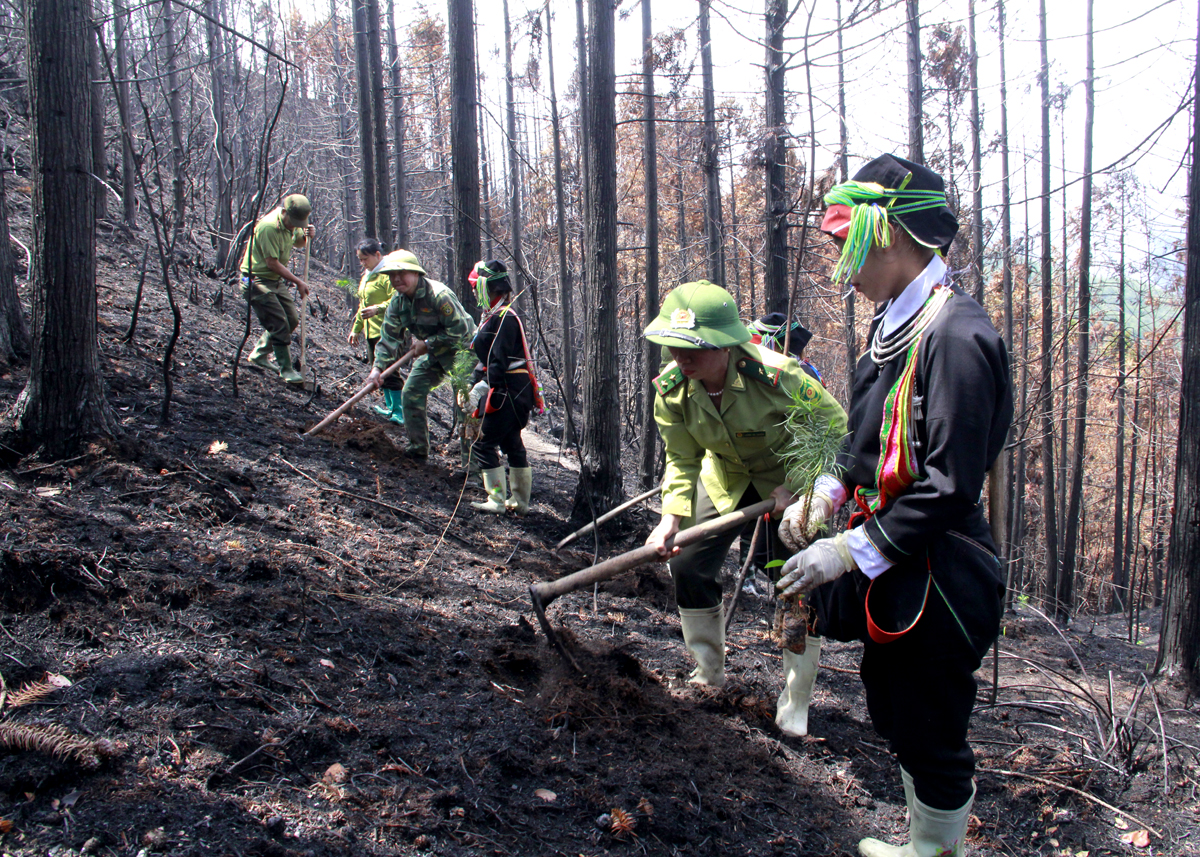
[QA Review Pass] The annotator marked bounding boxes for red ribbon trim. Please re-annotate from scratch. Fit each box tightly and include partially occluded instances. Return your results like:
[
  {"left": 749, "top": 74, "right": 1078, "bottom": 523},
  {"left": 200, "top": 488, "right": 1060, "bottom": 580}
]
[{"left": 865, "top": 554, "right": 932, "bottom": 644}]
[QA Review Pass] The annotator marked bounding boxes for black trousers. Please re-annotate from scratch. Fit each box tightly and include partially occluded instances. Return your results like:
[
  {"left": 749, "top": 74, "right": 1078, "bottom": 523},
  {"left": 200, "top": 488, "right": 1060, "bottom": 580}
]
[
  {"left": 810, "top": 529, "right": 1000, "bottom": 811},
  {"left": 470, "top": 375, "right": 533, "bottom": 470},
  {"left": 668, "top": 482, "right": 786, "bottom": 610}
]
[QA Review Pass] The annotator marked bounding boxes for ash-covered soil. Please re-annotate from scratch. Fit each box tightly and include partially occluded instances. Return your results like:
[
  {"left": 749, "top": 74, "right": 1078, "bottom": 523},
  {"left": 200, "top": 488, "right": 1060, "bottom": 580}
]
[{"left": 1, "top": 228, "right": 1198, "bottom": 856}]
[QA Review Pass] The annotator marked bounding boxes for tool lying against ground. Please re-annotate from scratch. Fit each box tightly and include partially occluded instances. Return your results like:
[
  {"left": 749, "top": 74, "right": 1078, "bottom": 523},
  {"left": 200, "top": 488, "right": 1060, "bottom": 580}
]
[
  {"left": 302, "top": 349, "right": 417, "bottom": 437},
  {"left": 554, "top": 484, "right": 662, "bottom": 550},
  {"left": 530, "top": 498, "right": 776, "bottom": 671}
]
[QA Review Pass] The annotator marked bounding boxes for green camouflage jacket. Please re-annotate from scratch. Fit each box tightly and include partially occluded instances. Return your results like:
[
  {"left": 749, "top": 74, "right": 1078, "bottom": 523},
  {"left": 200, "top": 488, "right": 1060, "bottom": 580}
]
[{"left": 374, "top": 277, "right": 476, "bottom": 371}]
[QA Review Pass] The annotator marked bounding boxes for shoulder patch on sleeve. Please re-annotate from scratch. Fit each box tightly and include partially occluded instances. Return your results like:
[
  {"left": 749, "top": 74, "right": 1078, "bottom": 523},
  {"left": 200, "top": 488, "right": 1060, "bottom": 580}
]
[
  {"left": 796, "top": 377, "right": 821, "bottom": 402},
  {"left": 736, "top": 357, "right": 781, "bottom": 387},
  {"left": 652, "top": 364, "right": 685, "bottom": 396}
]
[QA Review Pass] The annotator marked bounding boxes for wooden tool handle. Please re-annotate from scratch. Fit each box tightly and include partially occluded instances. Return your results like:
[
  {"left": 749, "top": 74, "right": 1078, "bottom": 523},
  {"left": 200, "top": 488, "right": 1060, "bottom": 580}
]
[
  {"left": 303, "top": 351, "right": 414, "bottom": 437},
  {"left": 531, "top": 498, "right": 776, "bottom": 608}
]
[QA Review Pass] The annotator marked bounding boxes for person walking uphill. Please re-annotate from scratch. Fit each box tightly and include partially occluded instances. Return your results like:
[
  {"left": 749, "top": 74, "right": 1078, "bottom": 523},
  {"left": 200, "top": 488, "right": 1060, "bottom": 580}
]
[
  {"left": 365, "top": 250, "right": 476, "bottom": 460},
  {"left": 347, "top": 238, "right": 402, "bottom": 425},
  {"left": 241, "top": 194, "right": 315, "bottom": 384},
  {"left": 643, "top": 281, "right": 847, "bottom": 738},
  {"left": 465, "top": 260, "right": 544, "bottom": 515},
  {"left": 775, "top": 154, "right": 1012, "bottom": 857}
]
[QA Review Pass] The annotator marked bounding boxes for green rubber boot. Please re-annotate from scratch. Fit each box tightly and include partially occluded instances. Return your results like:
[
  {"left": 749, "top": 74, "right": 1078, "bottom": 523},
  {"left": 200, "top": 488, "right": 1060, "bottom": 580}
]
[
  {"left": 247, "top": 334, "right": 278, "bottom": 372},
  {"left": 385, "top": 389, "right": 405, "bottom": 425},
  {"left": 274, "top": 346, "right": 304, "bottom": 384}
]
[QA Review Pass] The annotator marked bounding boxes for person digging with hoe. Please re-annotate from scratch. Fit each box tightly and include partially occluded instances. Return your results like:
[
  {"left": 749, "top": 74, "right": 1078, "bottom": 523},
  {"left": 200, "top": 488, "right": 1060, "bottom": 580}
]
[
  {"left": 464, "top": 260, "right": 545, "bottom": 515},
  {"left": 364, "top": 250, "right": 476, "bottom": 460},
  {"left": 347, "top": 238, "right": 403, "bottom": 425},
  {"left": 643, "top": 281, "right": 846, "bottom": 738},
  {"left": 775, "top": 154, "right": 1012, "bottom": 857},
  {"left": 241, "top": 194, "right": 315, "bottom": 384}
]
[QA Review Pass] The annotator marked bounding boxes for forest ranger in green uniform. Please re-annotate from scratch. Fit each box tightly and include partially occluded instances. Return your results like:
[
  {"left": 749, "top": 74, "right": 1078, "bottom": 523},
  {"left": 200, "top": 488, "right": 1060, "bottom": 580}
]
[
  {"left": 347, "top": 238, "right": 402, "bottom": 424},
  {"left": 240, "top": 194, "right": 315, "bottom": 385},
  {"left": 643, "top": 281, "right": 847, "bottom": 736},
  {"left": 365, "top": 250, "right": 476, "bottom": 459}
]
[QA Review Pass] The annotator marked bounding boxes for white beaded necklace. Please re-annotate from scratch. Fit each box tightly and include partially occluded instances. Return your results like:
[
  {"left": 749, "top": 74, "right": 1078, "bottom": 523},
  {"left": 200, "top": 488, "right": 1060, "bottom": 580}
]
[{"left": 870, "top": 286, "right": 952, "bottom": 366}]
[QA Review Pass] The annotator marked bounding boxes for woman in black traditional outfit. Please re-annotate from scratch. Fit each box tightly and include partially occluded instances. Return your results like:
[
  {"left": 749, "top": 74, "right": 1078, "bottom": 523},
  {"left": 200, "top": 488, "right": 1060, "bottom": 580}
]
[
  {"left": 466, "top": 260, "right": 542, "bottom": 515},
  {"left": 776, "top": 154, "right": 1012, "bottom": 857}
]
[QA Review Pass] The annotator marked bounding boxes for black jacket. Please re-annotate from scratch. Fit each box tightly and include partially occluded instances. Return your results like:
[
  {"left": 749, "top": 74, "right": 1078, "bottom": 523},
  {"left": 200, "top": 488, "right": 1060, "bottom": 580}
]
[{"left": 832, "top": 284, "right": 1013, "bottom": 657}]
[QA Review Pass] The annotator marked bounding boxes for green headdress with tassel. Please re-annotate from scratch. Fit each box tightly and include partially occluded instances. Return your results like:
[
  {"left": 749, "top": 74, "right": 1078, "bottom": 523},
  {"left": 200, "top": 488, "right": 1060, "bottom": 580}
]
[{"left": 822, "top": 154, "right": 959, "bottom": 285}]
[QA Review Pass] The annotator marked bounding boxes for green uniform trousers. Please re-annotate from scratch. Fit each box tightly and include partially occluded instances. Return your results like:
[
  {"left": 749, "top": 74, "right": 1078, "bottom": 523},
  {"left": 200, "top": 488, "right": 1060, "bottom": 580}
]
[
  {"left": 669, "top": 481, "right": 787, "bottom": 610},
  {"left": 401, "top": 354, "right": 449, "bottom": 456},
  {"left": 244, "top": 278, "right": 299, "bottom": 349}
]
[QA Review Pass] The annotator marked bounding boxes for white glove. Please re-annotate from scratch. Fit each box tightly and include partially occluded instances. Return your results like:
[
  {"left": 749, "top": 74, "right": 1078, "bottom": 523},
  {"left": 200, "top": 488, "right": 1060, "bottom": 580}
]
[
  {"left": 776, "top": 531, "right": 857, "bottom": 599},
  {"left": 467, "top": 380, "right": 489, "bottom": 415},
  {"left": 778, "top": 490, "right": 835, "bottom": 552}
]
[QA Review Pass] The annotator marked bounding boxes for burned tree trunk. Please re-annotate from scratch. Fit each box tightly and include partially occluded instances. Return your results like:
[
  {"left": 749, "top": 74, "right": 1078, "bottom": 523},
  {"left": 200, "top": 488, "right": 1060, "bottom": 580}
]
[
  {"left": 352, "top": 0, "right": 377, "bottom": 239},
  {"left": 386, "top": 0, "right": 408, "bottom": 248},
  {"left": 502, "top": 0, "right": 526, "bottom": 308},
  {"left": 1037, "top": 0, "right": 1063, "bottom": 620},
  {"left": 906, "top": 0, "right": 923, "bottom": 162},
  {"left": 206, "top": 0, "right": 233, "bottom": 267},
  {"left": 365, "top": 0, "right": 392, "bottom": 245},
  {"left": 10, "top": 0, "right": 116, "bottom": 456},
  {"left": 763, "top": 0, "right": 788, "bottom": 314},
  {"left": 699, "top": 0, "right": 724, "bottom": 286},
  {"left": 574, "top": 0, "right": 623, "bottom": 516},
  {"left": 0, "top": 149, "right": 29, "bottom": 366},
  {"left": 113, "top": 0, "right": 136, "bottom": 228},
  {"left": 639, "top": 0, "right": 660, "bottom": 490},
  {"left": 1155, "top": 0, "right": 1200, "bottom": 692},
  {"left": 1061, "top": 0, "right": 1095, "bottom": 612},
  {"left": 448, "top": 0, "right": 481, "bottom": 308},
  {"left": 544, "top": 5, "right": 575, "bottom": 416}
]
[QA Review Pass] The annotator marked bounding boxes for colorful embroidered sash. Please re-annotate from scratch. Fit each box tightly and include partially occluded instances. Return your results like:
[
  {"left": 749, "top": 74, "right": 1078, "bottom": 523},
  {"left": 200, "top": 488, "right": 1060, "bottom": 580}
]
[{"left": 477, "top": 305, "right": 546, "bottom": 416}]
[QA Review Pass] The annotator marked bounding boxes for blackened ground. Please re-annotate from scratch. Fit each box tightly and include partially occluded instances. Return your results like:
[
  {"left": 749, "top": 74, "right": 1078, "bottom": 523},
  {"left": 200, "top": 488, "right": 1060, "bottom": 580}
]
[{"left": 0, "top": 228, "right": 1197, "bottom": 856}]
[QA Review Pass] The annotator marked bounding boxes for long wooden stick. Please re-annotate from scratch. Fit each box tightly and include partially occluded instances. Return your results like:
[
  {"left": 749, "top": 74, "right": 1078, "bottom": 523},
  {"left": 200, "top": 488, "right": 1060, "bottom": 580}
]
[
  {"left": 555, "top": 484, "right": 661, "bottom": 549},
  {"left": 298, "top": 241, "right": 310, "bottom": 371},
  {"left": 725, "top": 514, "right": 765, "bottom": 632},
  {"left": 303, "top": 350, "right": 415, "bottom": 436},
  {"left": 979, "top": 768, "right": 1161, "bottom": 839},
  {"left": 533, "top": 499, "right": 775, "bottom": 616},
  {"left": 531, "top": 498, "right": 776, "bottom": 668}
]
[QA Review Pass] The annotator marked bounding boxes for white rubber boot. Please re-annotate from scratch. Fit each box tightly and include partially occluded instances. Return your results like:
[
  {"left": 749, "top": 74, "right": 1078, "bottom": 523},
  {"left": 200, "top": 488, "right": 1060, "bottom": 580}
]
[
  {"left": 505, "top": 466, "right": 532, "bottom": 515},
  {"left": 471, "top": 467, "right": 508, "bottom": 514},
  {"left": 678, "top": 605, "right": 726, "bottom": 687},
  {"left": 776, "top": 635, "right": 821, "bottom": 736},
  {"left": 859, "top": 773, "right": 974, "bottom": 857}
]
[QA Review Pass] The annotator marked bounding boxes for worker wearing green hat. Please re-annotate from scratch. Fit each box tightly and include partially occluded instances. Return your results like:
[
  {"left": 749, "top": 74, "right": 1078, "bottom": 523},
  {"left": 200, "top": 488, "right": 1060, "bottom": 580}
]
[{"left": 643, "top": 280, "right": 846, "bottom": 739}]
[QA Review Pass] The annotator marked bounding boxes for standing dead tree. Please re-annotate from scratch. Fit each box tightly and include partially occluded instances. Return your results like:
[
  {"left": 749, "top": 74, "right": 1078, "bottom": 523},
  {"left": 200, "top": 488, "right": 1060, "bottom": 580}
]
[
  {"left": 448, "top": 0, "right": 481, "bottom": 310},
  {"left": 9, "top": 0, "right": 116, "bottom": 456},
  {"left": 574, "top": 0, "right": 623, "bottom": 517}
]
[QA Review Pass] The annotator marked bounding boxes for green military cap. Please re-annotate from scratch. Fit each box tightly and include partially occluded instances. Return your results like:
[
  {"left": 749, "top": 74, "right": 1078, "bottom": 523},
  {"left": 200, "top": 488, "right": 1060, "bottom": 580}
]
[
  {"left": 644, "top": 280, "right": 751, "bottom": 349},
  {"left": 283, "top": 194, "right": 311, "bottom": 226},
  {"left": 377, "top": 249, "right": 427, "bottom": 276}
]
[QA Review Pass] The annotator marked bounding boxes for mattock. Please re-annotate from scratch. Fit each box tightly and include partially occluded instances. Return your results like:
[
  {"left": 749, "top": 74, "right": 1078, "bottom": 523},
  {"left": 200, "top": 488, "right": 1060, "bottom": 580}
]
[
  {"left": 301, "top": 349, "right": 417, "bottom": 437},
  {"left": 529, "top": 498, "right": 776, "bottom": 672}
]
